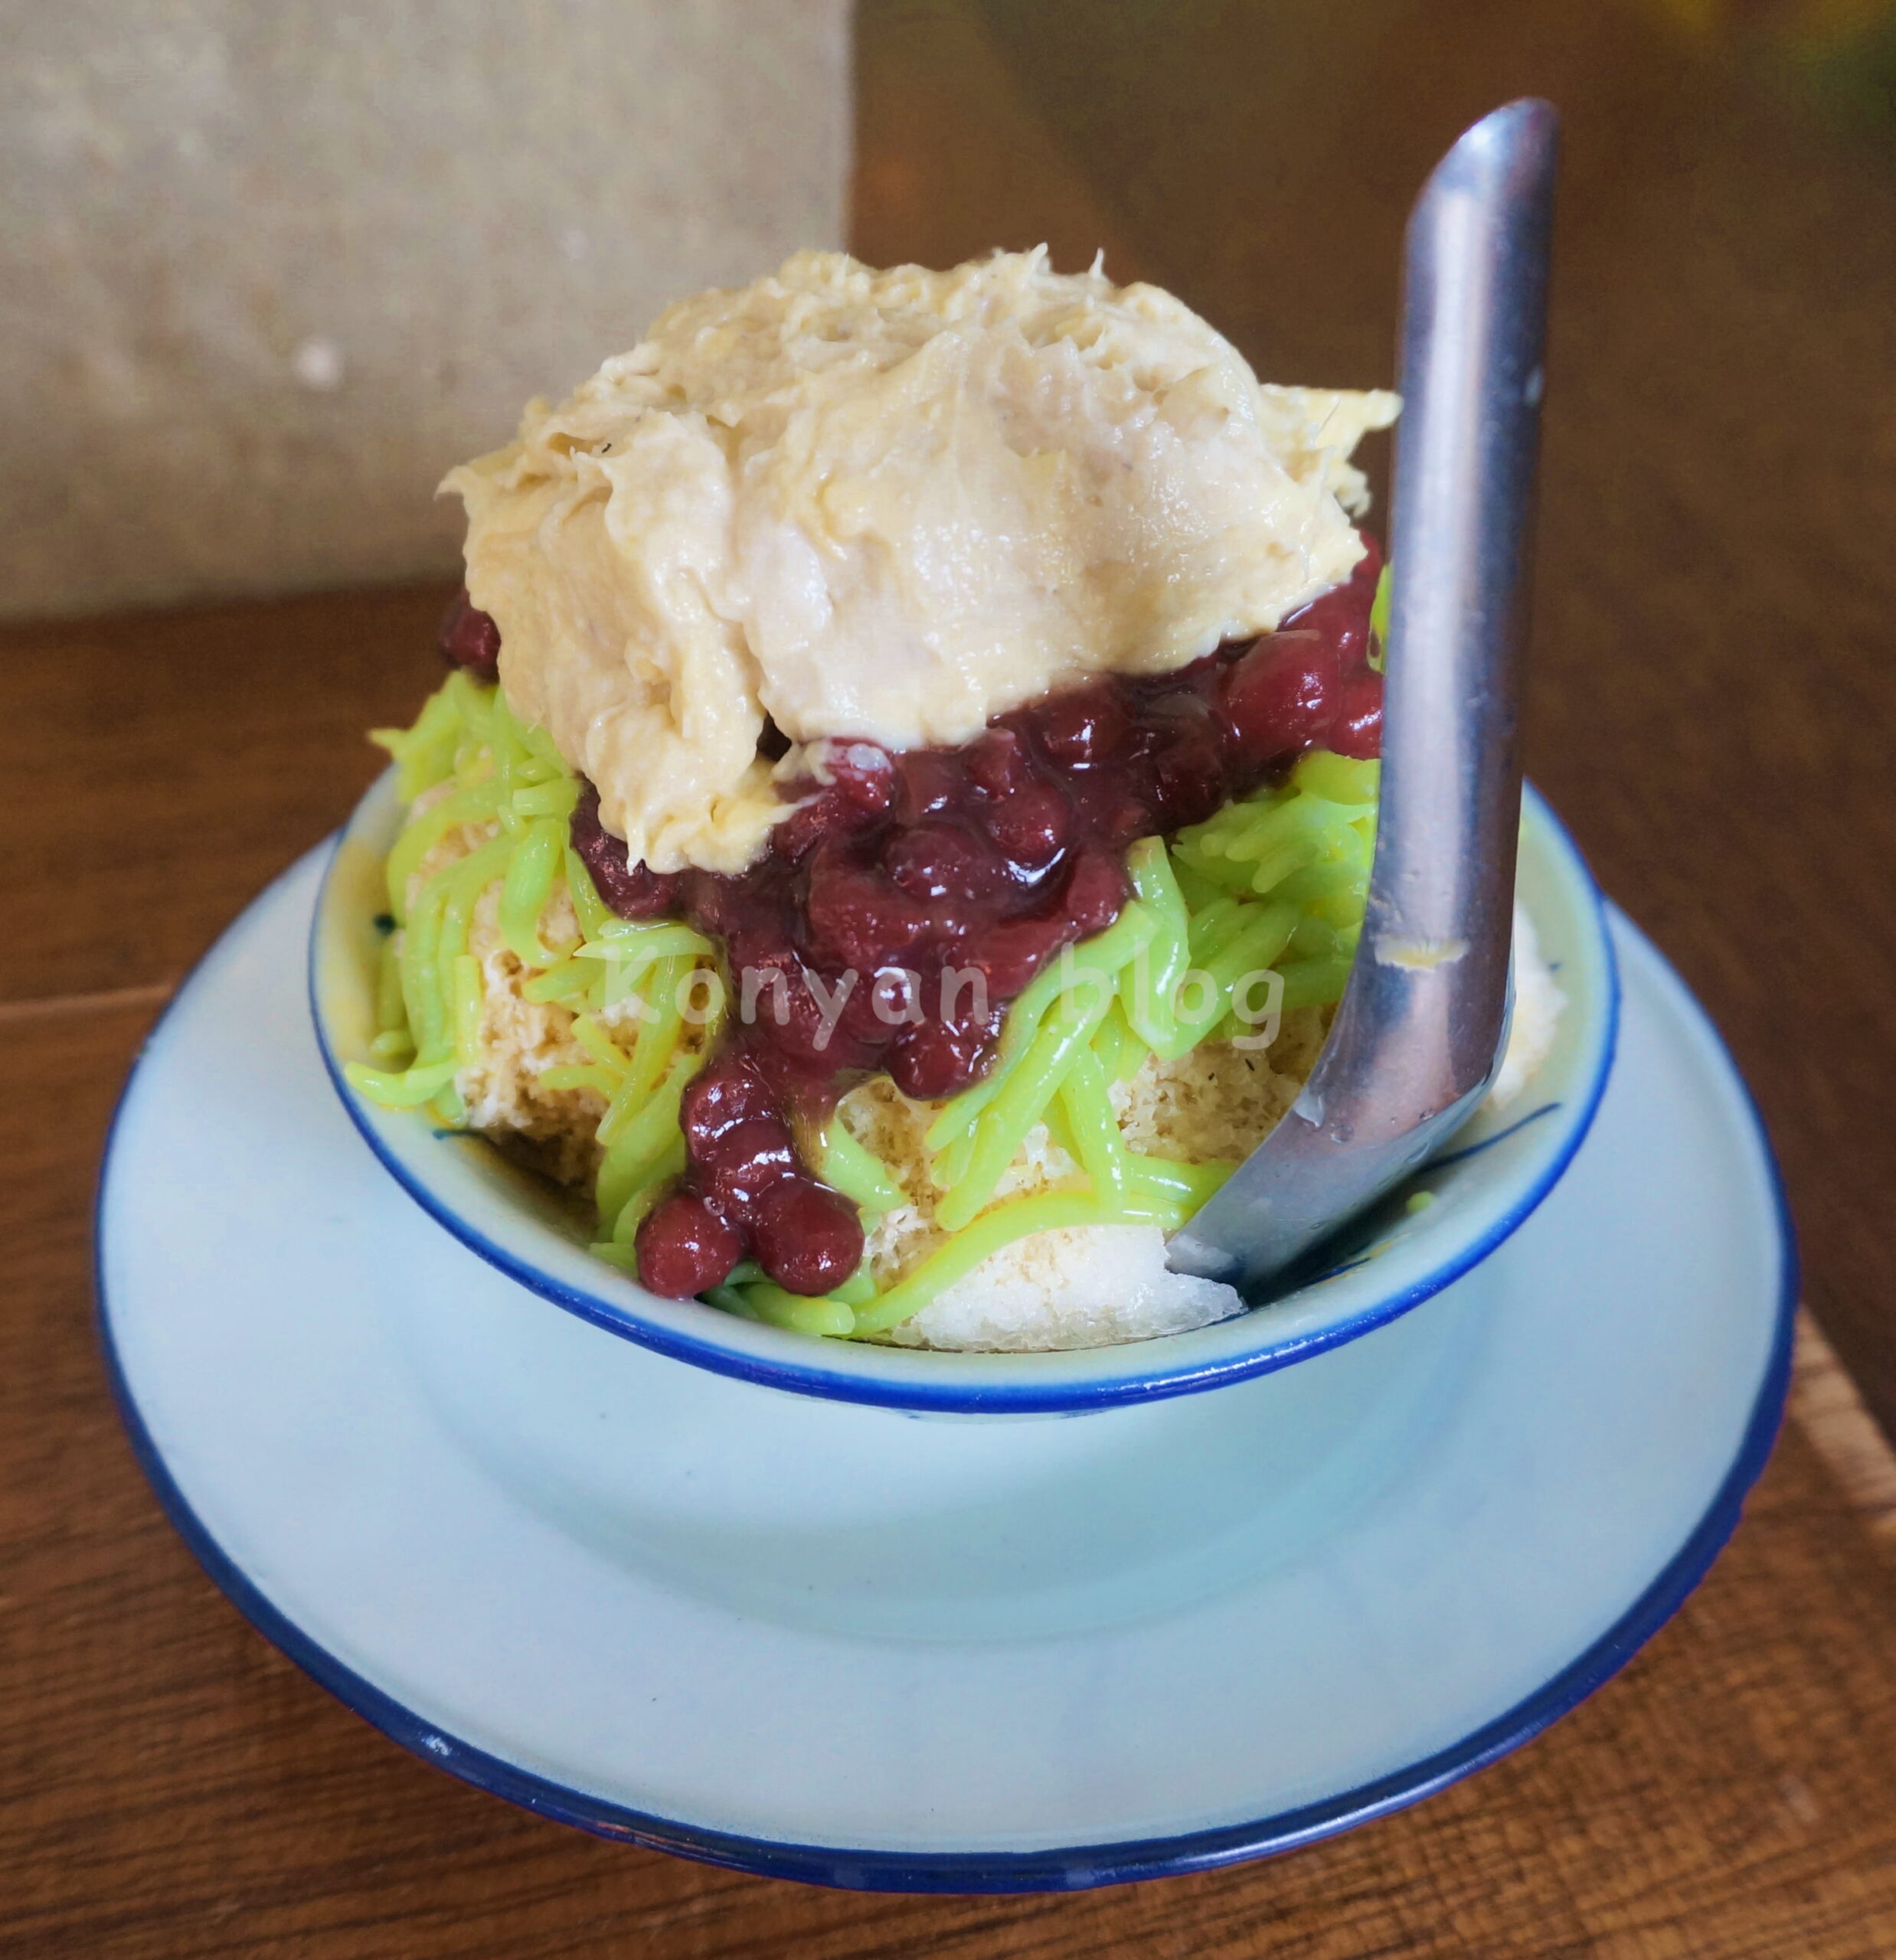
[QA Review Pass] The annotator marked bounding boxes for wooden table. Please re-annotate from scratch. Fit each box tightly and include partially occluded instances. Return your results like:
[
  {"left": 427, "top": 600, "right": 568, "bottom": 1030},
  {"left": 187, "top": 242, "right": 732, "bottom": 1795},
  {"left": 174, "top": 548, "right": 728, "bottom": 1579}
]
[{"left": 8, "top": 2, "right": 1896, "bottom": 1951}]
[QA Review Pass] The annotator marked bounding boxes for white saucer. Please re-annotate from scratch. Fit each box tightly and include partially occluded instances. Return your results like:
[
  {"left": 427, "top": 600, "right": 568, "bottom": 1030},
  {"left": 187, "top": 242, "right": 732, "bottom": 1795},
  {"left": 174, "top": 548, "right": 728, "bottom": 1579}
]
[{"left": 97, "top": 849, "right": 1793, "bottom": 1891}]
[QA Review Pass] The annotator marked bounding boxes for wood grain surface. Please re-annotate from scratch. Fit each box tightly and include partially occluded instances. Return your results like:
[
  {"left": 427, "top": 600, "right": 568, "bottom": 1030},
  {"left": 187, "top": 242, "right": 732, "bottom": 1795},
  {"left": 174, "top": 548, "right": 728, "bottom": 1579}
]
[{"left": 6, "top": 1, "right": 1896, "bottom": 1952}]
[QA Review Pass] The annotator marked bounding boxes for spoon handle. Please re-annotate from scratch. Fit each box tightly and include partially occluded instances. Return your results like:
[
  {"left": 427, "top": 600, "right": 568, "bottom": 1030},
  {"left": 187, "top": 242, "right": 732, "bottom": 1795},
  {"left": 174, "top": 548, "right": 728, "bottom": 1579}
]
[
  {"left": 1370, "top": 96, "right": 1558, "bottom": 1108},
  {"left": 1169, "top": 99, "right": 1558, "bottom": 1292}
]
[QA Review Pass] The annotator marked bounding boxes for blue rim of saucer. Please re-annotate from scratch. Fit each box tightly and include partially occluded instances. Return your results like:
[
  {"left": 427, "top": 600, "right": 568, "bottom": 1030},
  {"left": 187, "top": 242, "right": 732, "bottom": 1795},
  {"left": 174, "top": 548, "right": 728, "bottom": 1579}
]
[
  {"left": 305, "top": 786, "right": 1623, "bottom": 1413},
  {"left": 93, "top": 890, "right": 1796, "bottom": 1888}
]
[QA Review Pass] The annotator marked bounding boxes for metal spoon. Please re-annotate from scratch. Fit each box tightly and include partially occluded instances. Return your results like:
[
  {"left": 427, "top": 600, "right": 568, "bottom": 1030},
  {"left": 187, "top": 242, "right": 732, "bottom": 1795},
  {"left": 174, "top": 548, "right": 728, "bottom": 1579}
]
[{"left": 1166, "top": 98, "right": 1559, "bottom": 1297}]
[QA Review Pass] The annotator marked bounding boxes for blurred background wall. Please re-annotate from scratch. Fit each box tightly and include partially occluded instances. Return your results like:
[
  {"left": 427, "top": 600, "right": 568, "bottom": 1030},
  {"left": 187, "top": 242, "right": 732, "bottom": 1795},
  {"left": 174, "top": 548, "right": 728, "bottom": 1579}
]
[{"left": 0, "top": 0, "right": 852, "bottom": 620}]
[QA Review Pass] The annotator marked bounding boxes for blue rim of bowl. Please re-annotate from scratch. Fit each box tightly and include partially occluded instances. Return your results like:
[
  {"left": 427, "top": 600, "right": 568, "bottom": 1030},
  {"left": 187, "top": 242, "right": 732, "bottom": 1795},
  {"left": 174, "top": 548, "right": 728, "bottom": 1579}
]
[
  {"left": 94, "top": 897, "right": 1795, "bottom": 1891},
  {"left": 306, "top": 785, "right": 1623, "bottom": 1413}
]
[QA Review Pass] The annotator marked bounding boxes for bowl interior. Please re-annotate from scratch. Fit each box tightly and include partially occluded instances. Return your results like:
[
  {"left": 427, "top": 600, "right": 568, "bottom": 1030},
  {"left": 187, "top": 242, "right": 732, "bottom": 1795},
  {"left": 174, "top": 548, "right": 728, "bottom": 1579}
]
[{"left": 311, "top": 774, "right": 1617, "bottom": 1413}]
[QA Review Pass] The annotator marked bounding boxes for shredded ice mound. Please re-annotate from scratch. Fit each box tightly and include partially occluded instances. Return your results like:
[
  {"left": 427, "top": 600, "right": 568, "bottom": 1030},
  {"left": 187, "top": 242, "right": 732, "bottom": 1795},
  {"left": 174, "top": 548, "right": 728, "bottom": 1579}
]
[
  {"left": 401, "top": 787, "right": 691, "bottom": 1187},
  {"left": 1489, "top": 902, "right": 1564, "bottom": 1110},
  {"left": 458, "top": 887, "right": 607, "bottom": 1189},
  {"left": 1118, "top": 1011, "right": 1328, "bottom": 1161},
  {"left": 851, "top": 910, "right": 1564, "bottom": 1351},
  {"left": 408, "top": 796, "right": 1330, "bottom": 1267},
  {"left": 400, "top": 812, "right": 1563, "bottom": 1350},
  {"left": 885, "top": 1224, "right": 1244, "bottom": 1351},
  {"left": 833, "top": 1009, "right": 1328, "bottom": 1301}
]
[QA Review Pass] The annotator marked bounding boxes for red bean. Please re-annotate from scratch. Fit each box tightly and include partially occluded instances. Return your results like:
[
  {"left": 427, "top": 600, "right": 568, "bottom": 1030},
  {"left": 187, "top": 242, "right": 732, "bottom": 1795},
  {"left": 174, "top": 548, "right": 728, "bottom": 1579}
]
[
  {"left": 636, "top": 1191, "right": 744, "bottom": 1298},
  {"left": 438, "top": 589, "right": 502, "bottom": 683},
  {"left": 889, "top": 1008, "right": 1001, "bottom": 1100},
  {"left": 1062, "top": 846, "right": 1133, "bottom": 939},
  {"left": 805, "top": 843, "right": 930, "bottom": 969},
  {"left": 985, "top": 782, "right": 1071, "bottom": 866},
  {"left": 894, "top": 750, "right": 962, "bottom": 822},
  {"left": 1220, "top": 635, "right": 1341, "bottom": 766},
  {"left": 887, "top": 822, "right": 1005, "bottom": 903},
  {"left": 753, "top": 1181, "right": 865, "bottom": 1296},
  {"left": 822, "top": 741, "right": 897, "bottom": 815},
  {"left": 1146, "top": 692, "right": 1229, "bottom": 828},
  {"left": 570, "top": 785, "right": 681, "bottom": 919},
  {"left": 966, "top": 727, "right": 1030, "bottom": 795},
  {"left": 1035, "top": 688, "right": 1129, "bottom": 765},
  {"left": 680, "top": 1060, "right": 777, "bottom": 1151},
  {"left": 699, "top": 1119, "right": 799, "bottom": 1210},
  {"left": 1327, "top": 670, "right": 1384, "bottom": 760}
]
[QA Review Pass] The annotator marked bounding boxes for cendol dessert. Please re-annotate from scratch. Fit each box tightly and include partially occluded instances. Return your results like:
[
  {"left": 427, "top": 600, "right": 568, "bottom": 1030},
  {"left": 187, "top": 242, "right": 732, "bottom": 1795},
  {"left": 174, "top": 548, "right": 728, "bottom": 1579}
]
[{"left": 350, "top": 248, "right": 1559, "bottom": 1350}]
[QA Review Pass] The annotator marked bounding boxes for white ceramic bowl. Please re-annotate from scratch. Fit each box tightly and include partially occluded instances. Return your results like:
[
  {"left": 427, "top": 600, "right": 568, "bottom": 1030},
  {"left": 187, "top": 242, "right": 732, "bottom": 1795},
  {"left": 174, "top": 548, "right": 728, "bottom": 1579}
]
[{"left": 310, "top": 772, "right": 1618, "bottom": 1414}]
